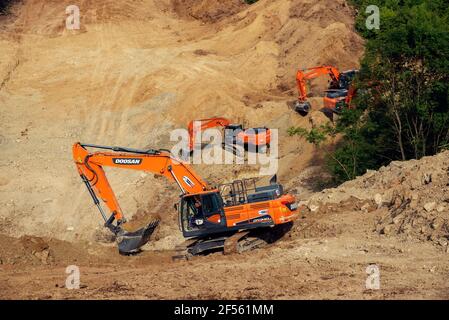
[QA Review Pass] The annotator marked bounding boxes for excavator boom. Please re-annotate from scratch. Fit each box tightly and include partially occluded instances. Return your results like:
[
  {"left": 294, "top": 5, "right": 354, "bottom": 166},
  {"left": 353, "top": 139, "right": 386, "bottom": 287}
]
[
  {"left": 295, "top": 65, "right": 341, "bottom": 114},
  {"left": 187, "top": 117, "right": 231, "bottom": 150},
  {"left": 73, "top": 142, "right": 210, "bottom": 254},
  {"left": 296, "top": 66, "right": 340, "bottom": 101}
]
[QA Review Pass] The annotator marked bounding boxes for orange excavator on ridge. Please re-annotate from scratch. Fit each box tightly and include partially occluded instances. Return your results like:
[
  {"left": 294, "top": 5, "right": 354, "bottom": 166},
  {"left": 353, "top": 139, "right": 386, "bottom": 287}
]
[
  {"left": 294, "top": 65, "right": 358, "bottom": 115},
  {"left": 187, "top": 117, "right": 271, "bottom": 153}
]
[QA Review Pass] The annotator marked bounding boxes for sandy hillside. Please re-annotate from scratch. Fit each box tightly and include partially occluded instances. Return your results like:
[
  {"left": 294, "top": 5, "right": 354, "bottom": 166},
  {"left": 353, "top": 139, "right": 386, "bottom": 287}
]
[
  {"left": 1, "top": 0, "right": 448, "bottom": 300},
  {"left": 0, "top": 0, "right": 363, "bottom": 243}
]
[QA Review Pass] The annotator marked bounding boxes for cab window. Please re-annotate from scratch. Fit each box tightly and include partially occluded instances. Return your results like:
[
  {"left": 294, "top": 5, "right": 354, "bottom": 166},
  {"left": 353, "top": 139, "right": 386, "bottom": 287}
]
[
  {"left": 181, "top": 196, "right": 200, "bottom": 231},
  {"left": 201, "top": 193, "right": 222, "bottom": 217}
]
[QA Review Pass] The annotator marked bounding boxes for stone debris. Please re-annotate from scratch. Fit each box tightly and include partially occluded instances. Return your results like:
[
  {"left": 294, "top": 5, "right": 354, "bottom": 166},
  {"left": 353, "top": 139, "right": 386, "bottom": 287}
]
[{"left": 306, "top": 151, "right": 449, "bottom": 250}]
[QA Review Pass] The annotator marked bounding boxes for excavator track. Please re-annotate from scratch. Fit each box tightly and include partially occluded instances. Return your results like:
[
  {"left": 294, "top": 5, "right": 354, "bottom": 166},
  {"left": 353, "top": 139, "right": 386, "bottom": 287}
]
[
  {"left": 172, "top": 239, "right": 197, "bottom": 261},
  {"left": 223, "top": 231, "right": 249, "bottom": 255},
  {"left": 172, "top": 224, "right": 293, "bottom": 260},
  {"left": 236, "top": 236, "right": 268, "bottom": 253}
]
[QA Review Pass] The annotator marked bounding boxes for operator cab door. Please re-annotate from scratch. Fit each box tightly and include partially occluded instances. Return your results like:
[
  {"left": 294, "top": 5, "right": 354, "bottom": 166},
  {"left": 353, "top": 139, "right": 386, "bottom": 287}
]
[{"left": 179, "top": 192, "right": 227, "bottom": 238}]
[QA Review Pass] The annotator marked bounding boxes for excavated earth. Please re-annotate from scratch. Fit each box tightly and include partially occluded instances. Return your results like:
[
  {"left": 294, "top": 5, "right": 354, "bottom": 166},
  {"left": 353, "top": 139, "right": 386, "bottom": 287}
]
[{"left": 1, "top": 0, "right": 448, "bottom": 299}]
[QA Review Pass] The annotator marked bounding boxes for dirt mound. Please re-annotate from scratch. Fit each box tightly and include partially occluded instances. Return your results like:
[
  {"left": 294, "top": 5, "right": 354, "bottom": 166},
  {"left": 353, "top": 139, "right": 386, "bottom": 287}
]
[
  {"left": 172, "top": 0, "right": 247, "bottom": 23},
  {"left": 275, "top": 0, "right": 364, "bottom": 92},
  {"left": 305, "top": 150, "right": 449, "bottom": 249},
  {"left": 0, "top": 234, "right": 101, "bottom": 266},
  {"left": 372, "top": 155, "right": 449, "bottom": 249},
  {"left": 3, "top": 0, "right": 163, "bottom": 36},
  {"left": 173, "top": 0, "right": 364, "bottom": 94},
  {"left": 0, "top": 234, "right": 50, "bottom": 265}
]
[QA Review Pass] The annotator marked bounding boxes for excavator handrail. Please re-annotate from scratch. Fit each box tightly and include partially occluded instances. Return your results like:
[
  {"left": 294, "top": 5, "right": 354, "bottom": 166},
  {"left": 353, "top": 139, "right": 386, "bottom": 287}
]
[{"left": 80, "top": 143, "right": 162, "bottom": 155}]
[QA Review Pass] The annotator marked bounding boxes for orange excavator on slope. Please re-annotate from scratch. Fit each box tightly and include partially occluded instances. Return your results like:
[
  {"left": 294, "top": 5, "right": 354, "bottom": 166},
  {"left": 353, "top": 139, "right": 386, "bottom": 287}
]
[
  {"left": 73, "top": 143, "right": 297, "bottom": 256},
  {"left": 187, "top": 117, "right": 271, "bottom": 153},
  {"left": 295, "top": 66, "right": 358, "bottom": 115}
]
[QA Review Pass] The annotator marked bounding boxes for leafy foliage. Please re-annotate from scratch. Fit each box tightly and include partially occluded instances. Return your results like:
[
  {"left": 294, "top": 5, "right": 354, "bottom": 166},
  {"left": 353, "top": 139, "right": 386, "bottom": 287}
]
[
  {"left": 288, "top": 126, "right": 330, "bottom": 146},
  {"left": 291, "top": 0, "right": 449, "bottom": 182}
]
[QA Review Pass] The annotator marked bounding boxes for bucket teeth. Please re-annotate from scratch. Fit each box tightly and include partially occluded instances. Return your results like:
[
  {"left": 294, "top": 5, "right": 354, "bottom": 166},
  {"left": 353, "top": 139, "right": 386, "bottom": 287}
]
[
  {"left": 116, "top": 220, "right": 160, "bottom": 255},
  {"left": 294, "top": 101, "right": 311, "bottom": 115}
]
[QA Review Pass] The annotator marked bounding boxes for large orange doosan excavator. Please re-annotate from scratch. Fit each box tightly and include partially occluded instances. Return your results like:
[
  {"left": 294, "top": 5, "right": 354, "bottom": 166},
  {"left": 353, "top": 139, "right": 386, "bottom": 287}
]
[
  {"left": 187, "top": 117, "right": 271, "bottom": 153},
  {"left": 73, "top": 142, "right": 297, "bottom": 256},
  {"left": 295, "top": 65, "right": 358, "bottom": 115}
]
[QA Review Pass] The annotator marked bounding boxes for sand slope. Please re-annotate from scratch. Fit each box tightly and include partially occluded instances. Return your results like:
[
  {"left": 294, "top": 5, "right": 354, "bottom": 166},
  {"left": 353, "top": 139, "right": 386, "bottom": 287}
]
[
  {"left": 1, "top": 1, "right": 448, "bottom": 301},
  {"left": 0, "top": 0, "right": 363, "bottom": 241}
]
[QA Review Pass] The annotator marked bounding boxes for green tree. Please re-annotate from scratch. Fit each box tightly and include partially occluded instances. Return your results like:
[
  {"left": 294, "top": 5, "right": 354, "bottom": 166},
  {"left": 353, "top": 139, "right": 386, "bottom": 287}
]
[{"left": 291, "top": 0, "right": 449, "bottom": 183}]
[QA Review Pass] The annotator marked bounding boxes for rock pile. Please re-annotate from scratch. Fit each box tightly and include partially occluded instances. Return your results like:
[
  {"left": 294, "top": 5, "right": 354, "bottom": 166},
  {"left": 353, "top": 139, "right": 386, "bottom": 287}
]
[{"left": 304, "top": 151, "right": 449, "bottom": 249}]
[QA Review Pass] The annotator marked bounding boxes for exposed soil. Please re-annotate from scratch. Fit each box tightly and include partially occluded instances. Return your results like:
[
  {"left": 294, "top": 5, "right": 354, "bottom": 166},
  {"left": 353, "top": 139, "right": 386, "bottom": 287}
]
[
  {"left": 1, "top": 0, "right": 447, "bottom": 300},
  {"left": 0, "top": 0, "right": 363, "bottom": 244},
  {"left": 172, "top": 0, "right": 247, "bottom": 23},
  {"left": 2, "top": 198, "right": 449, "bottom": 299}
]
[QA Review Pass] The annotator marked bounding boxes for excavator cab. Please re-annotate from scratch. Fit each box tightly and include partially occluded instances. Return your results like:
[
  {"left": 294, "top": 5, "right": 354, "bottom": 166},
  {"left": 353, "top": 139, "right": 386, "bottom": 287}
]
[
  {"left": 178, "top": 191, "right": 227, "bottom": 238},
  {"left": 338, "top": 70, "right": 358, "bottom": 89},
  {"left": 225, "top": 124, "right": 244, "bottom": 131}
]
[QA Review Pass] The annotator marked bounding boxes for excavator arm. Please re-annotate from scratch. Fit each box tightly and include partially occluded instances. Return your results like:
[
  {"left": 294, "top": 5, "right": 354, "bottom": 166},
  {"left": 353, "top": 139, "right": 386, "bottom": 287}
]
[
  {"left": 296, "top": 65, "right": 341, "bottom": 101},
  {"left": 187, "top": 117, "right": 231, "bottom": 150},
  {"left": 73, "top": 142, "right": 210, "bottom": 254},
  {"left": 295, "top": 65, "right": 341, "bottom": 114}
]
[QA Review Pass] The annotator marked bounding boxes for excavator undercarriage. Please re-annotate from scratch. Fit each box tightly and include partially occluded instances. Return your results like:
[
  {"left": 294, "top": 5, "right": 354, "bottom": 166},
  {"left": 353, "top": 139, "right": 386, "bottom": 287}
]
[{"left": 173, "top": 222, "right": 293, "bottom": 260}]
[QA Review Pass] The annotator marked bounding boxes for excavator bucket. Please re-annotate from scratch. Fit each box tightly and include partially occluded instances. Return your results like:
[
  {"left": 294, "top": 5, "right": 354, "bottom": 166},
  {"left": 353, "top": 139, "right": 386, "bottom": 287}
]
[
  {"left": 294, "top": 101, "right": 311, "bottom": 115},
  {"left": 116, "top": 220, "right": 160, "bottom": 255}
]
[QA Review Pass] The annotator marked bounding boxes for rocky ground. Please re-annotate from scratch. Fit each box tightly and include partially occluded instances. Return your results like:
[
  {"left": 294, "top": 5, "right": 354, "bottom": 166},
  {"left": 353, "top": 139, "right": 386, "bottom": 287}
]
[
  {"left": 306, "top": 151, "right": 449, "bottom": 250},
  {"left": 1, "top": 150, "right": 448, "bottom": 299}
]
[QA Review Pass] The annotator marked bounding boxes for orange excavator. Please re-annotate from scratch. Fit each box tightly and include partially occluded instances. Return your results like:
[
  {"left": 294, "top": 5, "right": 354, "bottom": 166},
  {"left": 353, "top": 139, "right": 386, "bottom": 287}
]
[
  {"left": 295, "top": 66, "right": 358, "bottom": 114},
  {"left": 187, "top": 117, "right": 271, "bottom": 153},
  {"left": 73, "top": 143, "right": 297, "bottom": 256}
]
